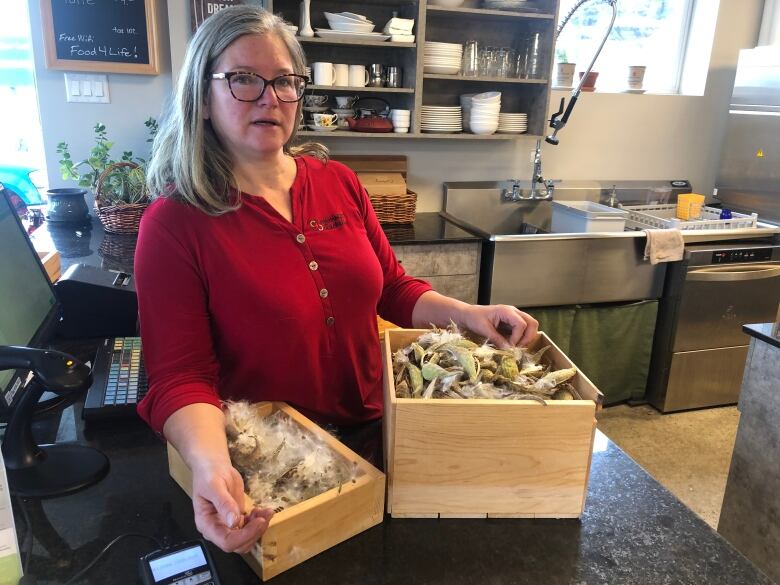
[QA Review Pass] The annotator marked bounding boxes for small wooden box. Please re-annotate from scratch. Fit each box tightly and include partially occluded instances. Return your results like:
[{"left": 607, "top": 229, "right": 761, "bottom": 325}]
[
  {"left": 168, "top": 402, "right": 386, "bottom": 580},
  {"left": 382, "top": 329, "right": 603, "bottom": 519},
  {"left": 357, "top": 172, "right": 407, "bottom": 196},
  {"left": 37, "top": 250, "right": 61, "bottom": 282}
]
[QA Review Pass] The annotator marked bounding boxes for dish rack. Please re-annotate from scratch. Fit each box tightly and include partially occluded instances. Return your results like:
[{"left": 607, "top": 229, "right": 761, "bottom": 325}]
[{"left": 623, "top": 204, "right": 759, "bottom": 231}]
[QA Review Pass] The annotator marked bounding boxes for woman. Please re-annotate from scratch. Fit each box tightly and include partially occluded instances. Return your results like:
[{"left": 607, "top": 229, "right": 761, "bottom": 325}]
[{"left": 136, "top": 6, "right": 538, "bottom": 554}]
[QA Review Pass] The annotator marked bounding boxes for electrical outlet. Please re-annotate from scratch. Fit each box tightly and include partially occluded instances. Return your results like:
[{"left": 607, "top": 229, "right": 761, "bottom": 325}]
[{"left": 64, "top": 73, "right": 110, "bottom": 103}]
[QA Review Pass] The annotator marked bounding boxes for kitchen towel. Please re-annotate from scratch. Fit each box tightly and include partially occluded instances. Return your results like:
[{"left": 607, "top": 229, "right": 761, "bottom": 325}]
[{"left": 644, "top": 229, "right": 684, "bottom": 264}]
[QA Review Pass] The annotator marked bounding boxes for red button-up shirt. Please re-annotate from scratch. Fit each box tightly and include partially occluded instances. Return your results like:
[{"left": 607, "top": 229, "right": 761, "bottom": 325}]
[{"left": 135, "top": 157, "right": 431, "bottom": 433}]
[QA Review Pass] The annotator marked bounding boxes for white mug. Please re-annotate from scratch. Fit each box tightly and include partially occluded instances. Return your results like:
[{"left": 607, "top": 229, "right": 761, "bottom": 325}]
[
  {"left": 334, "top": 64, "right": 349, "bottom": 87},
  {"left": 348, "top": 64, "right": 369, "bottom": 87},
  {"left": 312, "top": 62, "right": 335, "bottom": 86}
]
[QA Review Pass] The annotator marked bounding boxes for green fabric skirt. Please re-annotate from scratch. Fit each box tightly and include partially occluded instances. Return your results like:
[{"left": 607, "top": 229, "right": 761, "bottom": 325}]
[{"left": 525, "top": 300, "right": 659, "bottom": 405}]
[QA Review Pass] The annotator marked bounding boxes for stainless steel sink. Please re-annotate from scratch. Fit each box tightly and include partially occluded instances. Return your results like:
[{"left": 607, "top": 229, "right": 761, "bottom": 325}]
[{"left": 442, "top": 181, "right": 667, "bottom": 307}]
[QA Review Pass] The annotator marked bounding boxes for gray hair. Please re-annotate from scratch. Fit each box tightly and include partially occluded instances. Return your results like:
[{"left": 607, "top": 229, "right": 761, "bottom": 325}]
[{"left": 146, "top": 5, "right": 327, "bottom": 215}]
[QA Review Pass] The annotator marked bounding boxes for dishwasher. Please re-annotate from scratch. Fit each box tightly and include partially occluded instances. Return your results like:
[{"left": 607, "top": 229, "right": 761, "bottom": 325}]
[{"left": 647, "top": 243, "right": 780, "bottom": 412}]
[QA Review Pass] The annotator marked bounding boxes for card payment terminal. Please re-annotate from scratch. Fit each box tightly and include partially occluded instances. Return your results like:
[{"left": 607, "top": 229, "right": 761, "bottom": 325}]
[{"left": 139, "top": 540, "right": 222, "bottom": 585}]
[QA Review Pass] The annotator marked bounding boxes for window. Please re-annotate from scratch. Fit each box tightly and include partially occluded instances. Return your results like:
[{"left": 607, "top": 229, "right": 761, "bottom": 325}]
[
  {"left": 0, "top": 1, "right": 47, "bottom": 196},
  {"left": 555, "top": 0, "right": 696, "bottom": 94}
]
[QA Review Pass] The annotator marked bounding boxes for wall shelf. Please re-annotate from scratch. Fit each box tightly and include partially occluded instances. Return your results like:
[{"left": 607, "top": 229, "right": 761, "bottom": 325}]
[
  {"left": 297, "top": 37, "right": 416, "bottom": 48},
  {"left": 307, "top": 85, "right": 415, "bottom": 93},
  {"left": 270, "top": 0, "right": 559, "bottom": 138},
  {"left": 296, "top": 130, "right": 525, "bottom": 140},
  {"left": 426, "top": 6, "right": 555, "bottom": 21},
  {"left": 423, "top": 74, "right": 548, "bottom": 84}
]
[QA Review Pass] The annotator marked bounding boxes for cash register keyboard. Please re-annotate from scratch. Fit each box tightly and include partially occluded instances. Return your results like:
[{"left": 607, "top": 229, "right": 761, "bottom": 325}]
[{"left": 82, "top": 336, "right": 148, "bottom": 421}]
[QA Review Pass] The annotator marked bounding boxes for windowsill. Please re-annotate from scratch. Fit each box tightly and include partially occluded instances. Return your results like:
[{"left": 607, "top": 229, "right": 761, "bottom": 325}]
[{"left": 550, "top": 88, "right": 697, "bottom": 97}]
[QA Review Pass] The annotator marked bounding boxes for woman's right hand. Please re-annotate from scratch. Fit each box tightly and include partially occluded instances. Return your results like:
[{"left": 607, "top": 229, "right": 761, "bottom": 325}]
[{"left": 191, "top": 458, "right": 274, "bottom": 553}]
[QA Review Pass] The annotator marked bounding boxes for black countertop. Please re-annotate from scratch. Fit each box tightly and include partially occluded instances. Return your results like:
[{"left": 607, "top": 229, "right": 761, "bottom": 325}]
[
  {"left": 27, "top": 212, "right": 478, "bottom": 276},
  {"left": 9, "top": 389, "right": 773, "bottom": 585},
  {"left": 743, "top": 323, "right": 780, "bottom": 350}
]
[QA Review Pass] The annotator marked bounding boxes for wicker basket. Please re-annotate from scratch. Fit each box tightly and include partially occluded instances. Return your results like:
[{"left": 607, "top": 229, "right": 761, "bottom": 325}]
[
  {"left": 368, "top": 190, "right": 417, "bottom": 224},
  {"left": 94, "top": 161, "right": 150, "bottom": 234}
]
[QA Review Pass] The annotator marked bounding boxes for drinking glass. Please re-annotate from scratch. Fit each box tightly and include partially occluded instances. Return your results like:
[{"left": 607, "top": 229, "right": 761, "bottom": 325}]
[
  {"left": 524, "top": 33, "right": 543, "bottom": 79},
  {"left": 479, "top": 47, "right": 496, "bottom": 77},
  {"left": 462, "top": 40, "right": 479, "bottom": 77}
]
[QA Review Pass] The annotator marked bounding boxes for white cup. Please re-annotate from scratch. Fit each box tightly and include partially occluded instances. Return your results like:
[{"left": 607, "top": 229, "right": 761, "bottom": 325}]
[
  {"left": 312, "top": 62, "right": 335, "bottom": 86},
  {"left": 335, "top": 95, "right": 358, "bottom": 108},
  {"left": 303, "top": 94, "right": 328, "bottom": 106},
  {"left": 334, "top": 64, "right": 349, "bottom": 87},
  {"left": 628, "top": 65, "right": 646, "bottom": 88},
  {"left": 348, "top": 64, "right": 369, "bottom": 87},
  {"left": 312, "top": 113, "right": 339, "bottom": 127}
]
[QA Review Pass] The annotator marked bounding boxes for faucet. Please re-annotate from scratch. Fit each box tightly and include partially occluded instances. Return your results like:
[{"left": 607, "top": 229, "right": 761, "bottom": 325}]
[
  {"left": 529, "top": 138, "right": 555, "bottom": 200},
  {"left": 505, "top": 138, "right": 555, "bottom": 201}
]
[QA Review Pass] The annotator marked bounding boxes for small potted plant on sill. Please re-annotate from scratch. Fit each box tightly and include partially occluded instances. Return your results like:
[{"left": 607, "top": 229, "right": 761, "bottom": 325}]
[
  {"left": 555, "top": 48, "right": 576, "bottom": 89},
  {"left": 56, "top": 118, "right": 157, "bottom": 234}
]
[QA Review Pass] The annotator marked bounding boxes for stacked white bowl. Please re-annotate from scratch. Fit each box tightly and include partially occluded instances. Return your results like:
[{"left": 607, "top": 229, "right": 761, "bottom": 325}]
[
  {"left": 391, "top": 109, "right": 411, "bottom": 133},
  {"left": 467, "top": 91, "right": 501, "bottom": 135},
  {"left": 323, "top": 12, "right": 375, "bottom": 33},
  {"left": 421, "top": 105, "right": 462, "bottom": 133},
  {"left": 424, "top": 42, "right": 462, "bottom": 75},
  {"left": 497, "top": 112, "right": 528, "bottom": 133}
]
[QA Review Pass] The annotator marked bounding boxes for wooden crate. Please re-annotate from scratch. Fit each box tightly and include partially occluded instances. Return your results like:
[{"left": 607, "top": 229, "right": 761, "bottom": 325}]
[
  {"left": 168, "top": 402, "right": 385, "bottom": 580},
  {"left": 382, "top": 329, "right": 603, "bottom": 519},
  {"left": 37, "top": 250, "right": 60, "bottom": 282}
]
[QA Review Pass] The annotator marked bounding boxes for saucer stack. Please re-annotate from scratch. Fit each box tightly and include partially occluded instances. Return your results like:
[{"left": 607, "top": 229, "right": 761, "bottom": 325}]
[
  {"left": 497, "top": 112, "right": 528, "bottom": 133},
  {"left": 466, "top": 91, "right": 501, "bottom": 135},
  {"left": 421, "top": 105, "right": 462, "bottom": 133},
  {"left": 423, "top": 42, "right": 462, "bottom": 75},
  {"left": 332, "top": 108, "right": 355, "bottom": 129}
]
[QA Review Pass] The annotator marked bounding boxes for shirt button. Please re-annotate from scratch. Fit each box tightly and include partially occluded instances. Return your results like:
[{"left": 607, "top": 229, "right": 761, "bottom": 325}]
[
  {"left": 326, "top": 316, "right": 335, "bottom": 326},
  {"left": 319, "top": 288, "right": 329, "bottom": 298},
  {"left": 309, "top": 219, "right": 318, "bottom": 228},
  {"left": 296, "top": 234, "right": 306, "bottom": 243},
  {"left": 309, "top": 260, "right": 319, "bottom": 271}
]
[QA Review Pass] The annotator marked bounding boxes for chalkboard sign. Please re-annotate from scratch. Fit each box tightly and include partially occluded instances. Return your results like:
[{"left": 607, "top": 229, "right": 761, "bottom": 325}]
[{"left": 41, "top": 0, "right": 159, "bottom": 75}]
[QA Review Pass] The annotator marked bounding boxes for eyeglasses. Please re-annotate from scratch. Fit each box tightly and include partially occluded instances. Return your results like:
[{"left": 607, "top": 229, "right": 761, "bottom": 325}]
[{"left": 209, "top": 71, "right": 307, "bottom": 103}]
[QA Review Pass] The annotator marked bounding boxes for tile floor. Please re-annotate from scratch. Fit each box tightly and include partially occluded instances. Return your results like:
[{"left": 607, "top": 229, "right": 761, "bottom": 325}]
[{"left": 597, "top": 403, "right": 740, "bottom": 529}]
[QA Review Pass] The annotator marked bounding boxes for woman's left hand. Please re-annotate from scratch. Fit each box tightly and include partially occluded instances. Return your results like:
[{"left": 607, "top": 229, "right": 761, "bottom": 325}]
[{"left": 457, "top": 304, "right": 539, "bottom": 349}]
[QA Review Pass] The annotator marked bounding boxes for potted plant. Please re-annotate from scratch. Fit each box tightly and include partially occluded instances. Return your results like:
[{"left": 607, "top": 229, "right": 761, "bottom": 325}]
[
  {"left": 555, "top": 48, "right": 576, "bottom": 89},
  {"left": 56, "top": 118, "right": 157, "bottom": 234}
]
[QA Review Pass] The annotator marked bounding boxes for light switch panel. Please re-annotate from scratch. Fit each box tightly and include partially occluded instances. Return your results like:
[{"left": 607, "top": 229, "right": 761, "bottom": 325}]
[{"left": 64, "top": 73, "right": 110, "bottom": 103}]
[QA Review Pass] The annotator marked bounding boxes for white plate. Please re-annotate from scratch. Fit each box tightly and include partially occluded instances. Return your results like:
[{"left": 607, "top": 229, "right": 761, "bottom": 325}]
[
  {"left": 623, "top": 88, "right": 646, "bottom": 94},
  {"left": 325, "top": 21, "right": 375, "bottom": 33},
  {"left": 314, "top": 30, "right": 390, "bottom": 41},
  {"left": 331, "top": 108, "right": 355, "bottom": 116},
  {"left": 324, "top": 12, "right": 373, "bottom": 24},
  {"left": 306, "top": 124, "right": 339, "bottom": 132},
  {"left": 423, "top": 65, "right": 461, "bottom": 74},
  {"left": 426, "top": 41, "right": 462, "bottom": 49},
  {"left": 340, "top": 11, "right": 371, "bottom": 22},
  {"left": 421, "top": 128, "right": 461, "bottom": 133},
  {"left": 303, "top": 105, "right": 330, "bottom": 113}
]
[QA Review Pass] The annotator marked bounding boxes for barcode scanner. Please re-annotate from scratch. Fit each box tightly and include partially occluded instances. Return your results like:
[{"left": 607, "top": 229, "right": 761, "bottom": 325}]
[{"left": 0, "top": 345, "right": 109, "bottom": 497}]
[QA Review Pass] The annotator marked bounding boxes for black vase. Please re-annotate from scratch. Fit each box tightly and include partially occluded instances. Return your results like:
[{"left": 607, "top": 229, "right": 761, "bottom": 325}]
[{"left": 45, "top": 188, "right": 90, "bottom": 225}]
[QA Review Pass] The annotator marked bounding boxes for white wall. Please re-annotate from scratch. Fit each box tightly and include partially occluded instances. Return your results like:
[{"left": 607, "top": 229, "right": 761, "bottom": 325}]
[
  {"left": 30, "top": 0, "right": 762, "bottom": 211},
  {"left": 29, "top": 0, "right": 173, "bottom": 201}
]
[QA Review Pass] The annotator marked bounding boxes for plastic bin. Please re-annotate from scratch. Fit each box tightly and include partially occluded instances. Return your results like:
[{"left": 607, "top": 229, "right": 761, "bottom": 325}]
[{"left": 551, "top": 200, "right": 629, "bottom": 233}]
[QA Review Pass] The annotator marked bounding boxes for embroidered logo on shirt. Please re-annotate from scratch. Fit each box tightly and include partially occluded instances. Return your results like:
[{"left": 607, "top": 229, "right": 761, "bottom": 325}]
[{"left": 310, "top": 213, "right": 346, "bottom": 231}]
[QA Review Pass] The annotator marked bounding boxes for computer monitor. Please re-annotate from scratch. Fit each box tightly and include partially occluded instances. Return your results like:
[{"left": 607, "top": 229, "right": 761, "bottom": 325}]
[{"left": 0, "top": 186, "right": 61, "bottom": 415}]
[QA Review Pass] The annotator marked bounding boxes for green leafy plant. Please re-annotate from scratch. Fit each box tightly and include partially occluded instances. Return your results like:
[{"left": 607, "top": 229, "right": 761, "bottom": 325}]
[
  {"left": 56, "top": 117, "right": 158, "bottom": 205},
  {"left": 556, "top": 48, "right": 571, "bottom": 63}
]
